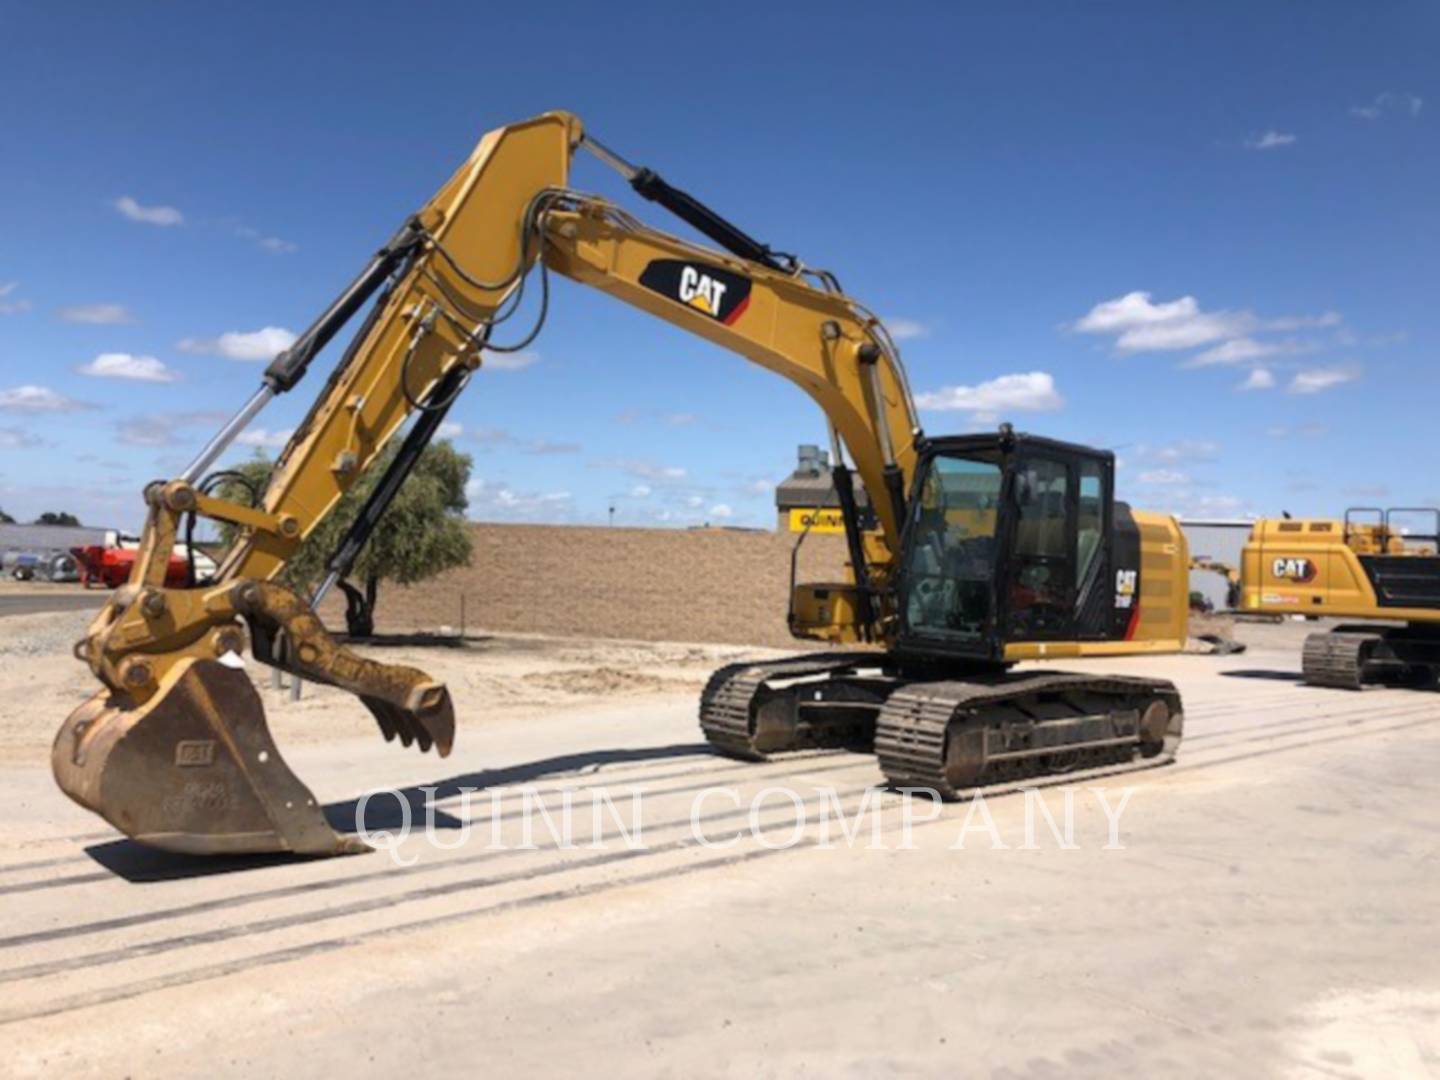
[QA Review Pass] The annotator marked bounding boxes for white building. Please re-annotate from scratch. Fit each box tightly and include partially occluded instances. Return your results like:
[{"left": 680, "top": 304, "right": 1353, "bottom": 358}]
[{"left": 1180, "top": 518, "right": 1255, "bottom": 610}]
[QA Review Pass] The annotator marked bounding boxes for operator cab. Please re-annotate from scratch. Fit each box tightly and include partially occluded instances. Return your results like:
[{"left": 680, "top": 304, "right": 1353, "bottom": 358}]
[{"left": 896, "top": 430, "right": 1117, "bottom": 662}]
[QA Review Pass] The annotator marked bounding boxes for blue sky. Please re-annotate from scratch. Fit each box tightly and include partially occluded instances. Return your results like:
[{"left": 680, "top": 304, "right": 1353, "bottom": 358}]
[{"left": 1, "top": 2, "right": 1435, "bottom": 531}]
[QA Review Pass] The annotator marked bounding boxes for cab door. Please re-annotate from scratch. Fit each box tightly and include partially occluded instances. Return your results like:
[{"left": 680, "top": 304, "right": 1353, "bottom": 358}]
[
  {"left": 1072, "top": 456, "right": 1113, "bottom": 639},
  {"left": 1003, "top": 454, "right": 1078, "bottom": 641}
]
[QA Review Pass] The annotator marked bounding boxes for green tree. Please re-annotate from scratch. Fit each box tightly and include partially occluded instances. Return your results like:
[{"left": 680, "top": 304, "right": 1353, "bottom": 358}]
[
  {"left": 34, "top": 511, "right": 81, "bottom": 526},
  {"left": 0, "top": 508, "right": 14, "bottom": 524},
  {"left": 217, "top": 441, "right": 474, "bottom": 637}
]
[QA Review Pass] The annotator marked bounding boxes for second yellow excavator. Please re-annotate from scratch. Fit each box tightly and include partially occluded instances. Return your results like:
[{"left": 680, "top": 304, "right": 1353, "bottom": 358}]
[
  {"left": 1238, "top": 510, "right": 1440, "bottom": 688},
  {"left": 54, "top": 111, "right": 1190, "bottom": 856}
]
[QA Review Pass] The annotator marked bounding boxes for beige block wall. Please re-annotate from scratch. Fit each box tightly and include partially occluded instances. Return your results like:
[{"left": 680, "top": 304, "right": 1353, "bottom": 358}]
[{"left": 320, "top": 523, "right": 851, "bottom": 649}]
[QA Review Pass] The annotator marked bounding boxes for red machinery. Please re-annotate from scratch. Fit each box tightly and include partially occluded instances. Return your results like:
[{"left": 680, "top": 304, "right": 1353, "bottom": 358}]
[{"left": 70, "top": 545, "right": 194, "bottom": 589}]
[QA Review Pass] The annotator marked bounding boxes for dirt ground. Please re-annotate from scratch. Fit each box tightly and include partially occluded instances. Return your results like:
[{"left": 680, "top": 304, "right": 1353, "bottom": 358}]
[
  {"left": 0, "top": 608, "right": 782, "bottom": 766},
  {"left": 3, "top": 612, "right": 1438, "bottom": 1077}
]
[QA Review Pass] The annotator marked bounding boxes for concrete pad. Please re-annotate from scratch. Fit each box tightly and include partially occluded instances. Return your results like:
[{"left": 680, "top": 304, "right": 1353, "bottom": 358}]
[{"left": 2, "top": 624, "right": 1437, "bottom": 1077}]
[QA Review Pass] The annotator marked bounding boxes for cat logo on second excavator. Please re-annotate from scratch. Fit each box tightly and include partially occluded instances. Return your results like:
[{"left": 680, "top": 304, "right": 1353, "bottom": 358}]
[
  {"left": 639, "top": 259, "right": 752, "bottom": 325},
  {"left": 1271, "top": 556, "right": 1317, "bottom": 583}
]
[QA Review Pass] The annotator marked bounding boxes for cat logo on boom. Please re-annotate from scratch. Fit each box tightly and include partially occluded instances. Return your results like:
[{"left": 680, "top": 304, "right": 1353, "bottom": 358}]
[
  {"left": 679, "top": 266, "right": 728, "bottom": 317},
  {"left": 639, "top": 258, "right": 752, "bottom": 325},
  {"left": 1271, "top": 556, "right": 1318, "bottom": 583}
]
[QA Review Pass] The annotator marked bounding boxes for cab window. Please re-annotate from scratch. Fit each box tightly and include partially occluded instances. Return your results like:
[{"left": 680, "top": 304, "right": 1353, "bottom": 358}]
[
  {"left": 1007, "top": 457, "right": 1073, "bottom": 638},
  {"left": 902, "top": 452, "right": 1004, "bottom": 641}
]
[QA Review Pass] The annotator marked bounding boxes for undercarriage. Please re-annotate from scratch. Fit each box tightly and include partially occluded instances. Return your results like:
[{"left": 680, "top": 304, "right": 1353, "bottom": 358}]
[
  {"left": 1302, "top": 624, "right": 1440, "bottom": 690},
  {"left": 700, "top": 653, "right": 1183, "bottom": 798}
]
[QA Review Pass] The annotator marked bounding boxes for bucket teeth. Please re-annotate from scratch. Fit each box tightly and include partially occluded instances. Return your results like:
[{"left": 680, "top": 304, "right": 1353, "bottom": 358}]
[{"left": 52, "top": 658, "right": 367, "bottom": 856}]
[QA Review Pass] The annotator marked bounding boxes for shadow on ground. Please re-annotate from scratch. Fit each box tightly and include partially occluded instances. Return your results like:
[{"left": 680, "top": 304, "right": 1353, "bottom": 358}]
[
  {"left": 84, "top": 742, "right": 713, "bottom": 884},
  {"left": 1220, "top": 669, "right": 1305, "bottom": 682},
  {"left": 84, "top": 841, "right": 320, "bottom": 883},
  {"left": 337, "top": 632, "right": 489, "bottom": 649}
]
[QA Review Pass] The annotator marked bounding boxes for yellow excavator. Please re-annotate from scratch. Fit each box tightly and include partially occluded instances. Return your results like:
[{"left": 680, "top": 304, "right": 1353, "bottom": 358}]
[
  {"left": 55, "top": 111, "right": 1191, "bottom": 857},
  {"left": 1238, "top": 511, "right": 1440, "bottom": 688}
]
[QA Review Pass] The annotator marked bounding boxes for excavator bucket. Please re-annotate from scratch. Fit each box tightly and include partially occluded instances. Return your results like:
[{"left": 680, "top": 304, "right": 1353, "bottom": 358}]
[
  {"left": 54, "top": 659, "right": 370, "bottom": 856},
  {"left": 53, "top": 582, "right": 456, "bottom": 857}
]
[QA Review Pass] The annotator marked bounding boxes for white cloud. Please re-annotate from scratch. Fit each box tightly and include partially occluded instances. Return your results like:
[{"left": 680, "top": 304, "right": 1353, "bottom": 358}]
[
  {"left": 1264, "top": 311, "right": 1341, "bottom": 332},
  {"left": 1390, "top": 92, "right": 1423, "bottom": 116},
  {"left": 231, "top": 223, "right": 299, "bottom": 254},
  {"left": 708, "top": 503, "right": 734, "bottom": 519},
  {"left": 1350, "top": 92, "right": 1423, "bottom": 120},
  {"left": 685, "top": 495, "right": 704, "bottom": 509},
  {"left": 58, "top": 303, "right": 133, "bottom": 325},
  {"left": 1186, "top": 337, "right": 1282, "bottom": 367},
  {"left": 616, "top": 408, "right": 701, "bottom": 427},
  {"left": 915, "top": 372, "right": 1063, "bottom": 417},
  {"left": 469, "top": 427, "right": 513, "bottom": 447},
  {"left": 114, "top": 409, "right": 227, "bottom": 447},
  {"left": 469, "top": 426, "right": 580, "bottom": 455},
  {"left": 628, "top": 484, "right": 652, "bottom": 498},
  {"left": 1288, "top": 366, "right": 1358, "bottom": 394},
  {"left": 529, "top": 439, "right": 581, "bottom": 455},
  {"left": 483, "top": 349, "right": 539, "bottom": 371},
  {"left": 116, "top": 419, "right": 178, "bottom": 447},
  {"left": 0, "top": 282, "right": 31, "bottom": 315},
  {"left": 1137, "top": 469, "right": 1190, "bottom": 485},
  {"left": 236, "top": 427, "right": 295, "bottom": 449},
  {"left": 77, "top": 353, "right": 178, "bottom": 383},
  {"left": 593, "top": 458, "right": 688, "bottom": 482},
  {"left": 1075, "top": 291, "right": 1207, "bottom": 334},
  {"left": 1133, "top": 440, "right": 1220, "bottom": 465},
  {"left": 177, "top": 326, "right": 297, "bottom": 362},
  {"left": 1076, "top": 291, "right": 1343, "bottom": 362},
  {"left": 1343, "top": 483, "right": 1390, "bottom": 499},
  {"left": 1074, "top": 291, "right": 1255, "bottom": 353},
  {"left": 464, "top": 478, "right": 574, "bottom": 521},
  {"left": 1265, "top": 424, "right": 1329, "bottom": 438},
  {"left": 1172, "top": 494, "right": 1248, "bottom": 518},
  {"left": 885, "top": 318, "right": 930, "bottom": 341},
  {"left": 0, "top": 428, "right": 43, "bottom": 449},
  {"left": 1245, "top": 131, "right": 1298, "bottom": 150},
  {"left": 113, "top": 196, "right": 184, "bottom": 227},
  {"left": 1237, "top": 368, "right": 1275, "bottom": 391},
  {"left": 436, "top": 421, "right": 464, "bottom": 439},
  {"left": 0, "top": 385, "right": 91, "bottom": 413}
]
